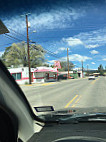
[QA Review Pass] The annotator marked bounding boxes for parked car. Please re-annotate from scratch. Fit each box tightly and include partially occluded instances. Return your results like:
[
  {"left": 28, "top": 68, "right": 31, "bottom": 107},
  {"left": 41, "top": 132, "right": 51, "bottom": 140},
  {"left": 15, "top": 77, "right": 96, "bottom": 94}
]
[
  {"left": 57, "top": 74, "right": 67, "bottom": 81},
  {"left": 88, "top": 75, "right": 95, "bottom": 80},
  {"left": 70, "top": 75, "right": 74, "bottom": 79}
]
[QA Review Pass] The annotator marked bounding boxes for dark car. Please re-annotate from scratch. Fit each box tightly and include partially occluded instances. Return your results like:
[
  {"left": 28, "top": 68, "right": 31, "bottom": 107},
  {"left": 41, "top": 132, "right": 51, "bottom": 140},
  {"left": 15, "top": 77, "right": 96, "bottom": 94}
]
[{"left": 57, "top": 74, "right": 67, "bottom": 81}]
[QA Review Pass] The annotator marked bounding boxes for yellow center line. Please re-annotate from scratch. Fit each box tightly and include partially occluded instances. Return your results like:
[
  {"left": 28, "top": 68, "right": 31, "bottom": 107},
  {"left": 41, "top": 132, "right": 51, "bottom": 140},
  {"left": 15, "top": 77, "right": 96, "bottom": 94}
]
[
  {"left": 91, "top": 78, "right": 99, "bottom": 84},
  {"left": 65, "top": 95, "right": 78, "bottom": 108},
  {"left": 72, "top": 96, "right": 82, "bottom": 108}
]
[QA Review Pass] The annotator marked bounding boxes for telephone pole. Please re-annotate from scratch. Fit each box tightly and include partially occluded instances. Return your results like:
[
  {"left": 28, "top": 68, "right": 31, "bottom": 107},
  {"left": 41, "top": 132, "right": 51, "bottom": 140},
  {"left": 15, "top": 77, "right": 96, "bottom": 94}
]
[
  {"left": 87, "top": 64, "right": 88, "bottom": 74},
  {"left": 81, "top": 60, "right": 83, "bottom": 78},
  {"left": 67, "top": 48, "right": 69, "bottom": 79},
  {"left": 26, "top": 14, "right": 31, "bottom": 84}
]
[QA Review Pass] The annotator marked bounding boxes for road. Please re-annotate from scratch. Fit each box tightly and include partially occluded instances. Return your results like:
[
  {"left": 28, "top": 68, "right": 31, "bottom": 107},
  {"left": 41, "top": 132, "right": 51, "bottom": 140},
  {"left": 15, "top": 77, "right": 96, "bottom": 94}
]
[{"left": 20, "top": 76, "right": 106, "bottom": 111}]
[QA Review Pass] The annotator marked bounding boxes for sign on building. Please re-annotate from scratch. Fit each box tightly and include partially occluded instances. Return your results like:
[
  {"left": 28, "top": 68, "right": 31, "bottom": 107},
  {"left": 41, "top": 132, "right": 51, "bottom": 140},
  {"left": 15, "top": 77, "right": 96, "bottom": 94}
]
[{"left": 54, "top": 61, "right": 61, "bottom": 69}]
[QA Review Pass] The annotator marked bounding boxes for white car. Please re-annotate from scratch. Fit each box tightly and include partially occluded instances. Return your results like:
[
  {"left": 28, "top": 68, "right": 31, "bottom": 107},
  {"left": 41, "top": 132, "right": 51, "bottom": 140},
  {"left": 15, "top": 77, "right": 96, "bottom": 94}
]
[{"left": 88, "top": 75, "right": 95, "bottom": 80}]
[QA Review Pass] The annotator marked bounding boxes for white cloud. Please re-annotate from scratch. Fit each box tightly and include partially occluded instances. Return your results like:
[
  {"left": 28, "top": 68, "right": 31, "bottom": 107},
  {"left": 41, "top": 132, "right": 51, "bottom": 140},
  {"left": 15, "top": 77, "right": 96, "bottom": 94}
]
[
  {"left": 91, "top": 62, "right": 95, "bottom": 64},
  {"left": 0, "top": 51, "right": 4, "bottom": 57},
  {"left": 90, "top": 50, "right": 99, "bottom": 54},
  {"left": 4, "top": 16, "right": 26, "bottom": 32},
  {"left": 60, "top": 54, "right": 92, "bottom": 62},
  {"left": 47, "top": 60, "right": 56, "bottom": 65},
  {"left": 73, "top": 28, "right": 106, "bottom": 48},
  {"left": 86, "top": 44, "right": 99, "bottom": 49},
  {"left": 54, "top": 47, "right": 70, "bottom": 54},
  {"left": 54, "top": 51, "right": 59, "bottom": 54},
  {"left": 3, "top": 7, "right": 85, "bottom": 32},
  {"left": 63, "top": 37, "right": 83, "bottom": 46},
  {"left": 59, "top": 47, "right": 67, "bottom": 51},
  {"left": 103, "top": 58, "right": 106, "bottom": 61}
]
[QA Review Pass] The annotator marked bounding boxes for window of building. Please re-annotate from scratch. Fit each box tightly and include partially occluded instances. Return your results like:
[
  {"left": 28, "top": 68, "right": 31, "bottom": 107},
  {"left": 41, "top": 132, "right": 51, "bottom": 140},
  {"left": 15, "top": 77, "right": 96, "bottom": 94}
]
[{"left": 12, "top": 73, "right": 21, "bottom": 80}]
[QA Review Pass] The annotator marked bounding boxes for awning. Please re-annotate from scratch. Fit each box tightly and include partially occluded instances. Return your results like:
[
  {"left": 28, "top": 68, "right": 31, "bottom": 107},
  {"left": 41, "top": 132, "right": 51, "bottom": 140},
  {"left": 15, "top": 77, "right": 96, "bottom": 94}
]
[{"left": 34, "top": 69, "right": 58, "bottom": 73}]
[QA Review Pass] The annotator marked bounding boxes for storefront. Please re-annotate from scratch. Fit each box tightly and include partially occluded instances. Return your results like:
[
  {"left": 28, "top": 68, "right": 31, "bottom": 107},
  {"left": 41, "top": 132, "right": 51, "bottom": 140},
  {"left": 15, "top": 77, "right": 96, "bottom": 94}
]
[
  {"left": 34, "top": 67, "right": 58, "bottom": 83},
  {"left": 8, "top": 66, "right": 58, "bottom": 84},
  {"left": 8, "top": 67, "right": 35, "bottom": 84}
]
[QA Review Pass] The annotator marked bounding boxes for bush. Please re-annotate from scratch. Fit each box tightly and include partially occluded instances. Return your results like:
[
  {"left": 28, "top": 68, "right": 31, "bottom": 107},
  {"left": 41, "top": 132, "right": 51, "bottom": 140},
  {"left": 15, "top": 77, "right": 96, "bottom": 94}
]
[{"left": 25, "top": 81, "right": 28, "bottom": 85}]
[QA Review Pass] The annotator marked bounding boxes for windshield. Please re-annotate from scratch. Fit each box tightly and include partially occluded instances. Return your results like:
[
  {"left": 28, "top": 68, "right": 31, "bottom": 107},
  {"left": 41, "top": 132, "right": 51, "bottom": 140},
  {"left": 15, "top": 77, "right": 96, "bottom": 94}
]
[{"left": 0, "top": 0, "right": 106, "bottom": 118}]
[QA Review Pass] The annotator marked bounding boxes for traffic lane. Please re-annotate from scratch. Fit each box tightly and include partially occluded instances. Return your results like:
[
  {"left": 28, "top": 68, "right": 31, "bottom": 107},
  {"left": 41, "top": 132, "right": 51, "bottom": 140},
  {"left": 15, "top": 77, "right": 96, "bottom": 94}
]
[
  {"left": 70, "top": 77, "right": 106, "bottom": 108},
  {"left": 54, "top": 77, "right": 100, "bottom": 110},
  {"left": 24, "top": 78, "right": 89, "bottom": 102},
  {"left": 23, "top": 78, "right": 88, "bottom": 98},
  {"left": 24, "top": 78, "right": 94, "bottom": 110}
]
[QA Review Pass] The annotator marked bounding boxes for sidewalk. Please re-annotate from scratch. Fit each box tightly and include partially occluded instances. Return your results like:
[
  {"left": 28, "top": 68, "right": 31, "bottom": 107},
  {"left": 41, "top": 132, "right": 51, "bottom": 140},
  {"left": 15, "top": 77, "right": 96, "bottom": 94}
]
[
  {"left": 20, "top": 77, "right": 87, "bottom": 87},
  {"left": 20, "top": 81, "right": 57, "bottom": 87}
]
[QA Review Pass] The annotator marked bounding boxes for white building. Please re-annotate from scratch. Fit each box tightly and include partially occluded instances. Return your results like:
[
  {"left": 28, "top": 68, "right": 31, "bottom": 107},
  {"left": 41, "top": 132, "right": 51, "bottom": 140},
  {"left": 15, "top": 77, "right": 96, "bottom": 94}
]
[
  {"left": 59, "top": 70, "right": 83, "bottom": 78},
  {"left": 8, "top": 66, "right": 58, "bottom": 84}
]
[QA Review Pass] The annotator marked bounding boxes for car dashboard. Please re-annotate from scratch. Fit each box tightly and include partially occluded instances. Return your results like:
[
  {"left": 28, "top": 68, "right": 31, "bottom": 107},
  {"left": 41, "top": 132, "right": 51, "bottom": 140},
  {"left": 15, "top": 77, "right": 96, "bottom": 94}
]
[{"left": 28, "top": 122, "right": 106, "bottom": 142}]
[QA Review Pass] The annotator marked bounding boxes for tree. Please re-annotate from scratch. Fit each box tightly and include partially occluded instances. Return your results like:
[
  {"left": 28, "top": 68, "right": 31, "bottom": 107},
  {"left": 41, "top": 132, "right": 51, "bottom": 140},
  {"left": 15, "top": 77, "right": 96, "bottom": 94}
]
[
  {"left": 58, "top": 61, "right": 74, "bottom": 71},
  {"left": 98, "top": 64, "right": 104, "bottom": 75},
  {"left": 43, "top": 63, "right": 49, "bottom": 67},
  {"left": 1, "top": 42, "right": 45, "bottom": 68}
]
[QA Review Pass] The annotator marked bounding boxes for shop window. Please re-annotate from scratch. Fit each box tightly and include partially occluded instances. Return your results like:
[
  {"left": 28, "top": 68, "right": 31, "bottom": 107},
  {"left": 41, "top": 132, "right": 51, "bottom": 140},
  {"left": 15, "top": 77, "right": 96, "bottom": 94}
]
[
  {"left": 12, "top": 74, "right": 16, "bottom": 80},
  {"left": 17, "top": 73, "right": 21, "bottom": 80},
  {"left": 12, "top": 73, "right": 21, "bottom": 80}
]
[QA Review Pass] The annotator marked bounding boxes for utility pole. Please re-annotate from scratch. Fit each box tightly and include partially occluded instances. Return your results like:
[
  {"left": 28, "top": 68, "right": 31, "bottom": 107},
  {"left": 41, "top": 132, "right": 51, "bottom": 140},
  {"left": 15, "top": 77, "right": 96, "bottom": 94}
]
[
  {"left": 67, "top": 48, "right": 69, "bottom": 79},
  {"left": 81, "top": 60, "right": 83, "bottom": 78},
  {"left": 87, "top": 64, "right": 89, "bottom": 76},
  {"left": 26, "top": 14, "right": 31, "bottom": 84}
]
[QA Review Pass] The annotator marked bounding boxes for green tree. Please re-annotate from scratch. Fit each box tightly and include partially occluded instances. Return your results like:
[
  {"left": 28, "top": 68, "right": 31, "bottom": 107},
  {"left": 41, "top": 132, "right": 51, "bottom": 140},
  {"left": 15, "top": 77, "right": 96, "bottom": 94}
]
[
  {"left": 98, "top": 64, "right": 104, "bottom": 75},
  {"left": 58, "top": 61, "right": 74, "bottom": 71},
  {"left": 43, "top": 63, "right": 49, "bottom": 67},
  {"left": 1, "top": 42, "right": 45, "bottom": 68}
]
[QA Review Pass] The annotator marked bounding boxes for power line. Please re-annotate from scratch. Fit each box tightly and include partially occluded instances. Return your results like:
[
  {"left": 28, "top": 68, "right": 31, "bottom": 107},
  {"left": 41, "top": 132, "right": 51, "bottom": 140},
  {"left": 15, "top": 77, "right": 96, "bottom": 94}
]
[
  {"left": 8, "top": 28, "right": 27, "bottom": 38},
  {"left": 30, "top": 40, "right": 62, "bottom": 58},
  {"left": 31, "top": 44, "right": 61, "bottom": 59},
  {"left": 37, "top": 26, "right": 106, "bottom": 32},
  {"left": 3, "top": 33, "right": 62, "bottom": 59},
  {"left": 4, "top": 33, "right": 26, "bottom": 42},
  {"left": 44, "top": 48, "right": 61, "bottom": 59},
  {"left": 3, "top": 34, "right": 18, "bottom": 42}
]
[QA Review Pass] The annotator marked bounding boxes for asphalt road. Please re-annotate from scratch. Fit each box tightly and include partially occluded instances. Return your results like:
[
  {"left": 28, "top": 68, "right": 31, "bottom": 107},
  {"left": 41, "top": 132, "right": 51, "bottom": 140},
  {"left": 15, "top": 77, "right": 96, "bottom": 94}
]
[{"left": 20, "top": 76, "right": 106, "bottom": 111}]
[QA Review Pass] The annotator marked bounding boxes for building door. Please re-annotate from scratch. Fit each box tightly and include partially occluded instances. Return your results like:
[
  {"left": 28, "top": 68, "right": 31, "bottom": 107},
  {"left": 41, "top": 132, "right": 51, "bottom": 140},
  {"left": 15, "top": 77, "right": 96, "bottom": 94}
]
[
  {"left": 45, "top": 73, "right": 49, "bottom": 80},
  {"left": 31, "top": 72, "right": 33, "bottom": 82}
]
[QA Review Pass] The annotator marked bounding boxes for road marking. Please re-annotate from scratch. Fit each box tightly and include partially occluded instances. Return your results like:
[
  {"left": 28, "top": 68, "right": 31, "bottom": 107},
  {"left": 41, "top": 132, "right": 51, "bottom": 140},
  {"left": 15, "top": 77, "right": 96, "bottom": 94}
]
[
  {"left": 72, "top": 96, "right": 82, "bottom": 108},
  {"left": 65, "top": 95, "right": 78, "bottom": 108},
  {"left": 91, "top": 78, "right": 99, "bottom": 85}
]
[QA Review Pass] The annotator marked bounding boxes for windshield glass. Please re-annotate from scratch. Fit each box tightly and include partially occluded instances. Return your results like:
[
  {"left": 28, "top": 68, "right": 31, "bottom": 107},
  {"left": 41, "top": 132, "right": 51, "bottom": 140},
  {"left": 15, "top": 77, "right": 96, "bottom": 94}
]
[{"left": 0, "top": 0, "right": 106, "bottom": 118}]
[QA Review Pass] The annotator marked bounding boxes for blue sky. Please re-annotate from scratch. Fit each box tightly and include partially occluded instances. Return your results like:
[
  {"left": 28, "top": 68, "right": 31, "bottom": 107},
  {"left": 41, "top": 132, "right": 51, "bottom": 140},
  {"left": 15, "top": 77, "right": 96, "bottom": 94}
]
[{"left": 0, "top": 0, "right": 106, "bottom": 69}]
